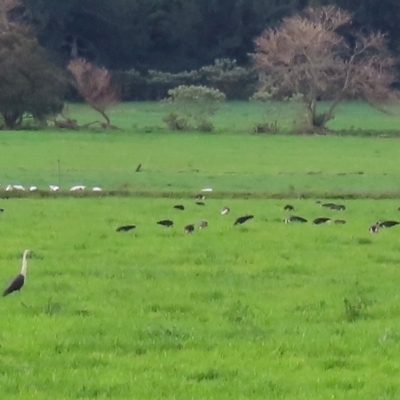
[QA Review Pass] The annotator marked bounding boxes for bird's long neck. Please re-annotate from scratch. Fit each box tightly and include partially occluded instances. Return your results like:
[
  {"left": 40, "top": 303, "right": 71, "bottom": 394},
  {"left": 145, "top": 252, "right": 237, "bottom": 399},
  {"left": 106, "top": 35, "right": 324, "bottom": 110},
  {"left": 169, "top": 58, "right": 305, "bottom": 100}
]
[{"left": 20, "top": 250, "right": 29, "bottom": 277}]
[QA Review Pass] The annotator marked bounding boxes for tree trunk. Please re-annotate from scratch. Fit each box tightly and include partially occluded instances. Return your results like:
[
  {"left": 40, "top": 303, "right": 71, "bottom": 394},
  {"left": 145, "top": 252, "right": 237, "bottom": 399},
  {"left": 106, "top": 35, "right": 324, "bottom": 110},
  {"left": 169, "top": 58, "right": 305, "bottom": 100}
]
[
  {"left": 306, "top": 96, "right": 317, "bottom": 130},
  {"left": 2, "top": 111, "right": 23, "bottom": 129},
  {"left": 90, "top": 103, "right": 111, "bottom": 127}
]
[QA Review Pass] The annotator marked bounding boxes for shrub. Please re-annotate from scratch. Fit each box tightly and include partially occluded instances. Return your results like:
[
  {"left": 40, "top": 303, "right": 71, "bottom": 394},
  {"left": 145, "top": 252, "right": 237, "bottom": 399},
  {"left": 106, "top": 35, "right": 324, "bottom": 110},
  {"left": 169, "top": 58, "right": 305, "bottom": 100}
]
[{"left": 163, "top": 85, "right": 225, "bottom": 132}]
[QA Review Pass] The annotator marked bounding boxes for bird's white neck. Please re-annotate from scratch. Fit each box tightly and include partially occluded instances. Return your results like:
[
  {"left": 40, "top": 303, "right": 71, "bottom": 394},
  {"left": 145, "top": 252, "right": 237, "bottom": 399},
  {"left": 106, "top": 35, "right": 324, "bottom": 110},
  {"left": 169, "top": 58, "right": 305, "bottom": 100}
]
[{"left": 20, "top": 250, "right": 29, "bottom": 277}]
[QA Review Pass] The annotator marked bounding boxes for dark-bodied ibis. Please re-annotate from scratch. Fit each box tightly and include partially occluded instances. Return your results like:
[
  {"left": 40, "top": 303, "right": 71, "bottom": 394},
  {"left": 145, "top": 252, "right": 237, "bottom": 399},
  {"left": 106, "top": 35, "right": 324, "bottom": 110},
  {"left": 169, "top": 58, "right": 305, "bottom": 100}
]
[
  {"left": 116, "top": 225, "right": 136, "bottom": 232},
  {"left": 234, "top": 215, "right": 254, "bottom": 226},
  {"left": 3, "top": 250, "right": 30, "bottom": 297}
]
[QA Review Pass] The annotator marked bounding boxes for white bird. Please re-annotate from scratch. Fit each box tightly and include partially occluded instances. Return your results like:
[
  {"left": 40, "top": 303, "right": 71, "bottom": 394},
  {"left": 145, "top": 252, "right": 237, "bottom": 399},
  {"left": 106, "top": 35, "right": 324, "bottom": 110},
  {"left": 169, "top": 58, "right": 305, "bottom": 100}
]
[
  {"left": 92, "top": 187, "right": 102, "bottom": 192},
  {"left": 201, "top": 188, "right": 213, "bottom": 192},
  {"left": 70, "top": 185, "right": 86, "bottom": 192},
  {"left": 221, "top": 206, "right": 230, "bottom": 215},
  {"left": 49, "top": 185, "right": 59, "bottom": 192},
  {"left": 12, "top": 185, "right": 25, "bottom": 191},
  {"left": 29, "top": 186, "right": 38, "bottom": 192}
]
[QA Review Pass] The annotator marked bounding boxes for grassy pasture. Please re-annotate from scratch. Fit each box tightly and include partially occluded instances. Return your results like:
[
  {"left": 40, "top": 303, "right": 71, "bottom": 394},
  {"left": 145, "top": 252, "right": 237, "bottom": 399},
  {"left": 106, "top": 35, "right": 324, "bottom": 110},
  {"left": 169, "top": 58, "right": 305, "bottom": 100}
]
[
  {"left": 1, "top": 101, "right": 400, "bottom": 398},
  {"left": 1, "top": 197, "right": 400, "bottom": 399},
  {"left": 1, "top": 104, "right": 400, "bottom": 196},
  {"left": 63, "top": 101, "right": 400, "bottom": 133}
]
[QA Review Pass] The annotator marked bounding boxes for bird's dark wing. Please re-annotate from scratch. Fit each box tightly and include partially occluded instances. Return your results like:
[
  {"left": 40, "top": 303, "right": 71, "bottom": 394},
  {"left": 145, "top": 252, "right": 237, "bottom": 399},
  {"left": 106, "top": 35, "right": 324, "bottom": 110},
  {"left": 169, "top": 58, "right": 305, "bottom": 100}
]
[
  {"left": 3, "top": 274, "right": 24, "bottom": 296},
  {"left": 157, "top": 220, "right": 174, "bottom": 227},
  {"left": 380, "top": 220, "right": 400, "bottom": 228},
  {"left": 234, "top": 215, "right": 254, "bottom": 225},
  {"left": 174, "top": 205, "right": 185, "bottom": 210},
  {"left": 116, "top": 225, "right": 136, "bottom": 232}
]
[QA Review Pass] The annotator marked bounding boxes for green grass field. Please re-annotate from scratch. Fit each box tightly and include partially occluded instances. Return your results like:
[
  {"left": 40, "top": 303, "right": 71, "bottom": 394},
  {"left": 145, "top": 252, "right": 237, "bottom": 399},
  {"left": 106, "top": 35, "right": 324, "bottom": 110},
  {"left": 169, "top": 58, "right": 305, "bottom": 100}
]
[
  {"left": 1, "top": 129, "right": 400, "bottom": 196},
  {"left": 1, "top": 198, "right": 400, "bottom": 399},
  {"left": 1, "top": 101, "right": 399, "bottom": 197},
  {"left": 1, "top": 102, "right": 400, "bottom": 399},
  {"left": 63, "top": 100, "right": 400, "bottom": 132}
]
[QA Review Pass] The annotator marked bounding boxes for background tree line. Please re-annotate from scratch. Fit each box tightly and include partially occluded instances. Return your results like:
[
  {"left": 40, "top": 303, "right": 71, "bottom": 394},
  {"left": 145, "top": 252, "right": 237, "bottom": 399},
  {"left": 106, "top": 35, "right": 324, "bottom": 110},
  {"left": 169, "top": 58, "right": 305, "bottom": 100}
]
[
  {"left": 15, "top": 0, "right": 400, "bottom": 72},
  {"left": 1, "top": 0, "right": 398, "bottom": 129}
]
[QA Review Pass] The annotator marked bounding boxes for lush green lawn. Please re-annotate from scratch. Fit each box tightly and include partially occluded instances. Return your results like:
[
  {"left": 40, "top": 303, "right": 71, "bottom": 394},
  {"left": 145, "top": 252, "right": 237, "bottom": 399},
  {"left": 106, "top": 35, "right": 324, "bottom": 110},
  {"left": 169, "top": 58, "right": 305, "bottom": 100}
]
[
  {"left": 1, "top": 197, "right": 400, "bottom": 399},
  {"left": 64, "top": 100, "right": 400, "bottom": 132},
  {"left": 1, "top": 102, "right": 400, "bottom": 399},
  {"left": 1, "top": 126, "right": 400, "bottom": 195}
]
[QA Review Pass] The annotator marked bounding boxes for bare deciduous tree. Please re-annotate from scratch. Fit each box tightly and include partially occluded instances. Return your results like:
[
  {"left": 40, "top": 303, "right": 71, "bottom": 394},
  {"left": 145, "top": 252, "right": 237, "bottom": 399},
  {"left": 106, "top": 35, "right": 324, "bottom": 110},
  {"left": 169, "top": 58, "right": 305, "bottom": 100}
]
[
  {"left": 67, "top": 58, "right": 118, "bottom": 127},
  {"left": 252, "top": 6, "right": 399, "bottom": 130}
]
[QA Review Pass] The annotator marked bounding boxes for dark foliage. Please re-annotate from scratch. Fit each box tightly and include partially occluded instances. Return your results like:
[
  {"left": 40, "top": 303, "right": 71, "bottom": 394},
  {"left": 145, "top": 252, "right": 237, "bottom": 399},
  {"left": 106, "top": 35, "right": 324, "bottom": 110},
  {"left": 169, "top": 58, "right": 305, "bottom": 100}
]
[{"left": 0, "top": 27, "right": 67, "bottom": 129}]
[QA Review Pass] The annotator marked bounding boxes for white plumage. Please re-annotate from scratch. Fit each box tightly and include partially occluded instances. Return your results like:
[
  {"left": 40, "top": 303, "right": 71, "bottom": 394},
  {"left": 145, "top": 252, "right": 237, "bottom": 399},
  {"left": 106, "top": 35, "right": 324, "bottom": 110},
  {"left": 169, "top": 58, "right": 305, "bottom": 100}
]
[
  {"left": 70, "top": 185, "right": 86, "bottom": 192},
  {"left": 49, "top": 185, "right": 59, "bottom": 192},
  {"left": 12, "top": 185, "right": 25, "bottom": 191}
]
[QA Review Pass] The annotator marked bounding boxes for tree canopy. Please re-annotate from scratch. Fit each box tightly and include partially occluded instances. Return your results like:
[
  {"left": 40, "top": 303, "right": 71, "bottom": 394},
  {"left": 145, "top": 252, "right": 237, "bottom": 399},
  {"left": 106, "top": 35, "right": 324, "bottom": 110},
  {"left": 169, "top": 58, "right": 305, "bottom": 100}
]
[
  {"left": 13, "top": 0, "right": 399, "bottom": 72},
  {"left": 252, "top": 6, "right": 398, "bottom": 130},
  {"left": 0, "top": 2, "right": 67, "bottom": 128}
]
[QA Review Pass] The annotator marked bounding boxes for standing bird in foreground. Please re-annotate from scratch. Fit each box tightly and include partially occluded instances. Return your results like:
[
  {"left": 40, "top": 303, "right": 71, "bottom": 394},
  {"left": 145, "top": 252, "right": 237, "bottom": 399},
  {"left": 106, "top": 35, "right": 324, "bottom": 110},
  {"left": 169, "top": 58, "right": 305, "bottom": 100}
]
[
  {"left": 3, "top": 250, "right": 30, "bottom": 297},
  {"left": 234, "top": 215, "right": 254, "bottom": 226},
  {"left": 284, "top": 204, "right": 294, "bottom": 211}
]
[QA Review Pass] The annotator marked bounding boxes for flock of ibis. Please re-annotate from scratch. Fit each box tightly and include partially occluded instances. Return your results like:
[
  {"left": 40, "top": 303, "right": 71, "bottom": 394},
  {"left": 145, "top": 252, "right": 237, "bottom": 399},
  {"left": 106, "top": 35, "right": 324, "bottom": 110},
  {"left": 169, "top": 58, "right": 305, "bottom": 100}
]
[
  {"left": 2, "top": 193, "right": 400, "bottom": 298},
  {"left": 115, "top": 199, "right": 254, "bottom": 234}
]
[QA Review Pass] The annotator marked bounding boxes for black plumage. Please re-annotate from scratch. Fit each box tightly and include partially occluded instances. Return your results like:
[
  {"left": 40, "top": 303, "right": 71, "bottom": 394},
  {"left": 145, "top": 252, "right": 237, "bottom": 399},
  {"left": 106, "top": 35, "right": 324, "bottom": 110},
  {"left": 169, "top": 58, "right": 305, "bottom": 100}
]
[
  {"left": 195, "top": 201, "right": 205, "bottom": 206},
  {"left": 3, "top": 274, "right": 24, "bottom": 296},
  {"left": 234, "top": 215, "right": 254, "bottom": 226},
  {"left": 116, "top": 225, "right": 136, "bottom": 232},
  {"left": 0, "top": 208, "right": 4, "bottom": 212},
  {"left": 174, "top": 204, "right": 185, "bottom": 211},
  {"left": 157, "top": 219, "right": 174, "bottom": 227},
  {"left": 284, "top": 204, "right": 294, "bottom": 211},
  {"left": 184, "top": 224, "right": 195, "bottom": 234},
  {"left": 313, "top": 217, "right": 331, "bottom": 225},
  {"left": 284, "top": 215, "right": 308, "bottom": 223},
  {"left": 378, "top": 220, "right": 400, "bottom": 228},
  {"left": 369, "top": 223, "right": 380, "bottom": 233},
  {"left": 3, "top": 249, "right": 30, "bottom": 297}
]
